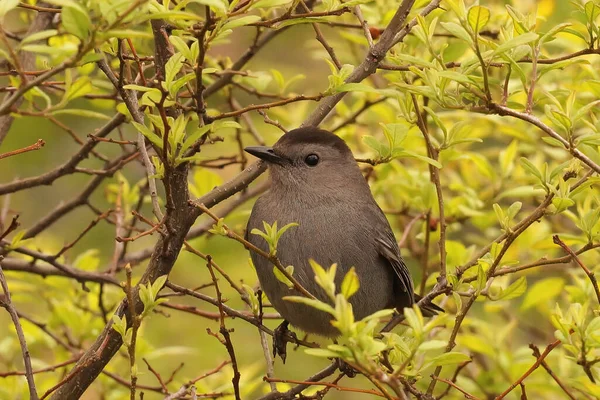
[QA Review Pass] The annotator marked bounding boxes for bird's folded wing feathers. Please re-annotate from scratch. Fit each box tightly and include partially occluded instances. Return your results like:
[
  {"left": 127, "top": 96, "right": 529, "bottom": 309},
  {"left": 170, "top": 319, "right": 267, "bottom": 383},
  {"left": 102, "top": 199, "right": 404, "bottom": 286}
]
[{"left": 376, "top": 235, "right": 414, "bottom": 304}]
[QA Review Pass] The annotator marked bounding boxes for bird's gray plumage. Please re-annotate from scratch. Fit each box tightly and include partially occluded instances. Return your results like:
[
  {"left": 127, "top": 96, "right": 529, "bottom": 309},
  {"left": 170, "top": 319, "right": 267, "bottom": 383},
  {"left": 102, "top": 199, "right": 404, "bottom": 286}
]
[{"left": 246, "top": 127, "right": 415, "bottom": 337}]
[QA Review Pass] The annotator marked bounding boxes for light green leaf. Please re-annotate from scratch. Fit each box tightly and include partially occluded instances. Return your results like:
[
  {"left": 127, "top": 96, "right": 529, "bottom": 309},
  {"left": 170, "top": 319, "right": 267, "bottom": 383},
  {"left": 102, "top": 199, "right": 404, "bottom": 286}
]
[
  {"left": 492, "top": 277, "right": 527, "bottom": 301},
  {"left": 250, "top": 0, "right": 292, "bottom": 9},
  {"left": 221, "top": 16, "right": 261, "bottom": 31},
  {"left": 62, "top": 5, "right": 92, "bottom": 40},
  {"left": 273, "top": 265, "right": 294, "bottom": 288},
  {"left": 467, "top": 6, "right": 490, "bottom": 34},
  {"left": 429, "top": 352, "right": 471, "bottom": 367},
  {"left": 278, "top": 16, "right": 333, "bottom": 28},
  {"left": 440, "top": 22, "right": 472, "bottom": 44},
  {"left": 190, "top": 168, "right": 223, "bottom": 197},
  {"left": 521, "top": 277, "right": 564, "bottom": 311},
  {"left": 0, "top": 0, "right": 20, "bottom": 18},
  {"left": 20, "top": 30, "right": 59, "bottom": 45},
  {"left": 283, "top": 296, "right": 336, "bottom": 315},
  {"left": 132, "top": 121, "right": 163, "bottom": 149},
  {"left": 51, "top": 109, "right": 110, "bottom": 120},
  {"left": 188, "top": 0, "right": 228, "bottom": 14},
  {"left": 340, "top": 267, "right": 360, "bottom": 299},
  {"left": 492, "top": 32, "right": 538, "bottom": 56},
  {"left": 400, "top": 150, "right": 443, "bottom": 168}
]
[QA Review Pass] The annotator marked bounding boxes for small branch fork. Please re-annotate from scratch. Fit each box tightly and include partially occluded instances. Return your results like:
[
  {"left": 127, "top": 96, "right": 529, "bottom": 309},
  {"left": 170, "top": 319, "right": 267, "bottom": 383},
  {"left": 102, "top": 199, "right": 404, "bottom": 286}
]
[
  {"left": 495, "top": 339, "right": 562, "bottom": 400},
  {"left": 553, "top": 235, "right": 600, "bottom": 306}
]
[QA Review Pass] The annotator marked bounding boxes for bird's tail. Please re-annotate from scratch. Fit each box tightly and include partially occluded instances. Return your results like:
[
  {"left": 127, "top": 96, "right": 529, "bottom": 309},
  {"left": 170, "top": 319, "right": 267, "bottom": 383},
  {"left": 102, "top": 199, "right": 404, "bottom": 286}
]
[{"left": 414, "top": 293, "right": 444, "bottom": 317}]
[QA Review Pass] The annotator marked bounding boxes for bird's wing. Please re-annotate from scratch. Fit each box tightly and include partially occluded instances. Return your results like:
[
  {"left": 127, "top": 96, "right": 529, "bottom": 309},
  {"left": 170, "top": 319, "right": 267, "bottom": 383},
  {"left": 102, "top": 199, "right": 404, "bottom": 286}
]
[{"left": 376, "top": 233, "right": 415, "bottom": 305}]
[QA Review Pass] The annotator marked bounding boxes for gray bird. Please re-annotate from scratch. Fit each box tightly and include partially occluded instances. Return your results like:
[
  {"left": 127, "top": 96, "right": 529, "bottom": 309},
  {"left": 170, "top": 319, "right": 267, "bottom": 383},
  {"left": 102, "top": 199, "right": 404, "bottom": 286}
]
[{"left": 245, "top": 127, "right": 437, "bottom": 344}]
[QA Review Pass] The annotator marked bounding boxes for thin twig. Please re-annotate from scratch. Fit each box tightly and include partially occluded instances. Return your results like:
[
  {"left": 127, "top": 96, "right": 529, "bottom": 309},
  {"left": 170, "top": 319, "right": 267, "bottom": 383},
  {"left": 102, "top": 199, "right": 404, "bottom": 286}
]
[
  {"left": 0, "top": 139, "right": 45, "bottom": 160},
  {"left": 553, "top": 235, "right": 600, "bottom": 305},
  {"left": 0, "top": 257, "right": 39, "bottom": 400},
  {"left": 193, "top": 202, "right": 315, "bottom": 299},
  {"left": 530, "top": 344, "right": 577, "bottom": 400},
  {"left": 433, "top": 377, "right": 479, "bottom": 400},
  {"left": 206, "top": 256, "right": 241, "bottom": 400},
  {"left": 495, "top": 339, "right": 561, "bottom": 400}
]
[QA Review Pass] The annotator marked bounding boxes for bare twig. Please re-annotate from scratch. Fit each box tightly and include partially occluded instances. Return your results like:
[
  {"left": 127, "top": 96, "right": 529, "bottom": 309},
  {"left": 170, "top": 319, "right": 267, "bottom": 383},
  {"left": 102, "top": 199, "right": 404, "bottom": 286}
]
[
  {"left": 530, "top": 344, "right": 577, "bottom": 400},
  {"left": 553, "top": 235, "right": 600, "bottom": 305},
  {"left": 495, "top": 339, "right": 561, "bottom": 400},
  {"left": 0, "top": 257, "right": 39, "bottom": 400},
  {"left": 206, "top": 256, "right": 241, "bottom": 400},
  {"left": 0, "top": 139, "right": 44, "bottom": 160}
]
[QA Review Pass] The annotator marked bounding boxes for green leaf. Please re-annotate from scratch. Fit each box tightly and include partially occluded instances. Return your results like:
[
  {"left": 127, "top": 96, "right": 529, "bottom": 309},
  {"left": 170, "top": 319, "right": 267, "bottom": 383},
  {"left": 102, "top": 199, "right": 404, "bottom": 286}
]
[
  {"left": 540, "top": 23, "right": 572, "bottom": 44},
  {"left": 400, "top": 150, "right": 443, "bottom": 168},
  {"left": 418, "top": 340, "right": 447, "bottom": 351},
  {"left": 521, "top": 277, "right": 564, "bottom": 311},
  {"left": 440, "top": 22, "right": 473, "bottom": 44},
  {"left": 136, "top": 11, "right": 204, "bottom": 22},
  {"left": 467, "top": 6, "right": 490, "bottom": 34},
  {"left": 152, "top": 275, "right": 168, "bottom": 297},
  {"left": 340, "top": 267, "right": 360, "bottom": 299},
  {"left": 506, "top": 201, "right": 522, "bottom": 220},
  {"left": 250, "top": 0, "right": 292, "bottom": 9},
  {"left": 221, "top": 16, "right": 261, "bottom": 31},
  {"left": 112, "top": 314, "right": 127, "bottom": 337},
  {"left": 499, "top": 139, "right": 518, "bottom": 176},
  {"left": 429, "top": 352, "right": 471, "bottom": 367},
  {"left": 492, "top": 276, "right": 527, "bottom": 301},
  {"left": 310, "top": 259, "right": 337, "bottom": 301},
  {"left": 0, "top": 0, "right": 19, "bottom": 18},
  {"left": 492, "top": 32, "right": 538, "bottom": 56},
  {"left": 520, "top": 158, "right": 543, "bottom": 181},
  {"left": 180, "top": 125, "right": 211, "bottom": 154},
  {"left": 437, "top": 70, "right": 474, "bottom": 85},
  {"left": 283, "top": 296, "right": 336, "bottom": 315},
  {"left": 165, "top": 53, "right": 184, "bottom": 93},
  {"left": 51, "top": 109, "right": 110, "bottom": 120},
  {"left": 585, "top": 1, "right": 600, "bottom": 21},
  {"left": 304, "top": 348, "right": 343, "bottom": 358},
  {"left": 189, "top": 168, "right": 223, "bottom": 198},
  {"left": 132, "top": 121, "right": 163, "bottom": 149},
  {"left": 278, "top": 16, "right": 333, "bottom": 28},
  {"left": 62, "top": 5, "right": 92, "bottom": 40},
  {"left": 169, "top": 36, "right": 193, "bottom": 61},
  {"left": 336, "top": 83, "right": 384, "bottom": 94},
  {"left": 187, "top": 0, "right": 228, "bottom": 14},
  {"left": 505, "top": 5, "right": 528, "bottom": 35},
  {"left": 65, "top": 77, "right": 93, "bottom": 102},
  {"left": 20, "top": 30, "right": 59, "bottom": 45},
  {"left": 476, "top": 264, "right": 486, "bottom": 293},
  {"left": 123, "top": 84, "right": 156, "bottom": 92},
  {"left": 273, "top": 265, "right": 294, "bottom": 288},
  {"left": 73, "top": 249, "right": 100, "bottom": 271}
]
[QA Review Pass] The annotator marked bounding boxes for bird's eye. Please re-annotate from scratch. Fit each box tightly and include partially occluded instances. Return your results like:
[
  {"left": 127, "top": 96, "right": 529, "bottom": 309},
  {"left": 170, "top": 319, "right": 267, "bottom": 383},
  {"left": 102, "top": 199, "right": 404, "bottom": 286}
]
[{"left": 304, "top": 154, "right": 319, "bottom": 166}]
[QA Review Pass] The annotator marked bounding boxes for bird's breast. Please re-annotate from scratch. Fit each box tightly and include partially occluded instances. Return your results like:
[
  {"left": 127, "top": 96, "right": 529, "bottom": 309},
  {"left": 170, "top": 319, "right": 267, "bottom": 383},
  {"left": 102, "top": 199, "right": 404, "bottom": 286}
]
[{"left": 247, "top": 196, "right": 396, "bottom": 336}]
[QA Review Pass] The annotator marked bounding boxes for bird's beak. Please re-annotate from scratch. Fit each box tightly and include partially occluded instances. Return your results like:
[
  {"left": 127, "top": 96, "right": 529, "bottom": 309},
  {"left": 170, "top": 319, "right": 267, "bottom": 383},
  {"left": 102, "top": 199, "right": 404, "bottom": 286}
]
[{"left": 244, "top": 146, "right": 286, "bottom": 164}]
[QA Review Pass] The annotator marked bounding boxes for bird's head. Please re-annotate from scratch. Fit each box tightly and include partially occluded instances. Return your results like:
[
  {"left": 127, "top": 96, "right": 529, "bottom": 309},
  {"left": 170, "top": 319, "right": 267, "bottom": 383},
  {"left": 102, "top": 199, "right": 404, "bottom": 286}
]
[{"left": 245, "top": 127, "right": 366, "bottom": 196}]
